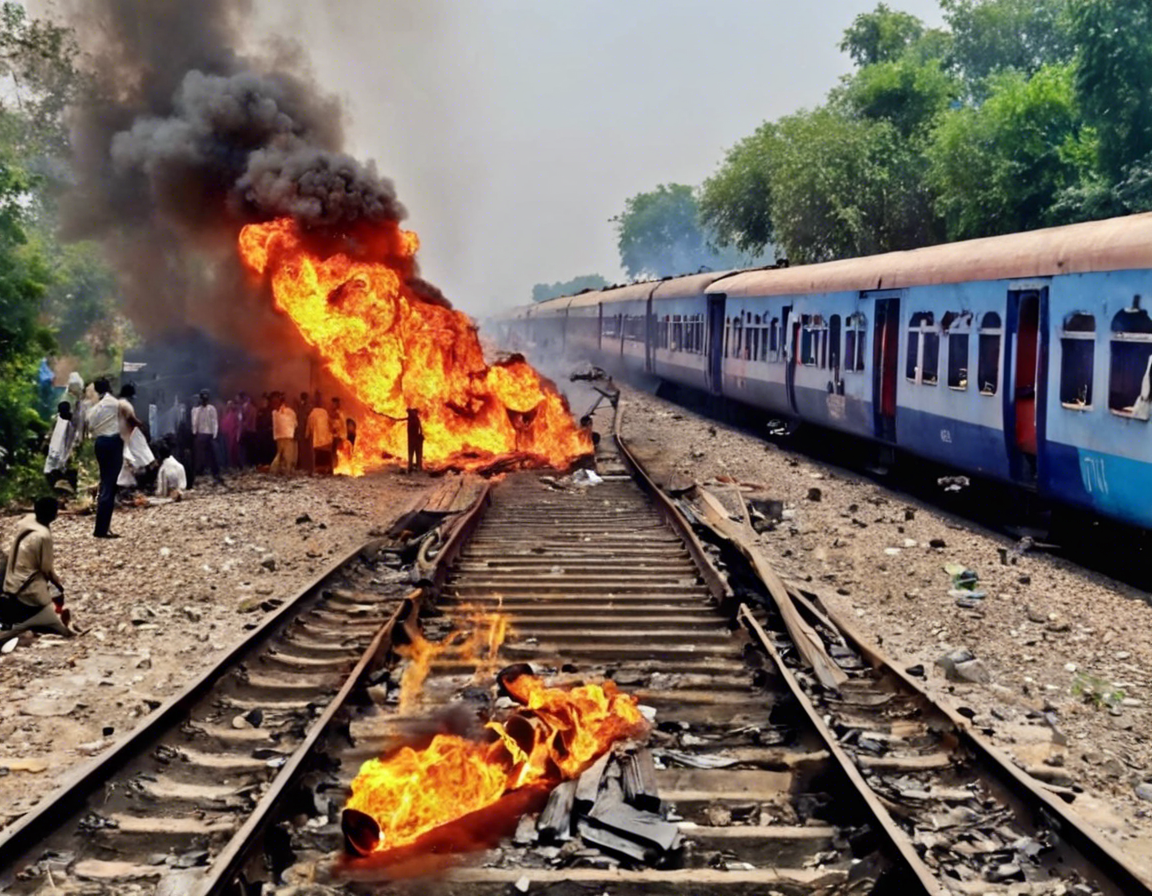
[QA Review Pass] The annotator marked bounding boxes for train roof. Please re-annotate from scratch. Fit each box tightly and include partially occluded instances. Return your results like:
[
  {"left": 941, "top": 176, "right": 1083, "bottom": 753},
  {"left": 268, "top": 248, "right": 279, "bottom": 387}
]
[
  {"left": 710, "top": 213, "right": 1152, "bottom": 298},
  {"left": 567, "top": 281, "right": 659, "bottom": 308},
  {"left": 653, "top": 270, "right": 736, "bottom": 298}
]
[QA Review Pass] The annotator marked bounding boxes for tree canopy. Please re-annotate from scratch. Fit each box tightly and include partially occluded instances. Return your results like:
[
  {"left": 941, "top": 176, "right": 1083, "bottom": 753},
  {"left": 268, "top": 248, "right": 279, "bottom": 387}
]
[
  {"left": 612, "top": 184, "right": 752, "bottom": 280},
  {"left": 689, "top": 0, "right": 1152, "bottom": 276},
  {"left": 532, "top": 274, "right": 609, "bottom": 303}
]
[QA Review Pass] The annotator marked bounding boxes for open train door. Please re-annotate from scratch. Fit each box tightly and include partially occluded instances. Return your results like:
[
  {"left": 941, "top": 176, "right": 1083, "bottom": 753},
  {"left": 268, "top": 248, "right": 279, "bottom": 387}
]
[
  {"left": 872, "top": 298, "right": 900, "bottom": 442},
  {"left": 1005, "top": 288, "right": 1046, "bottom": 482},
  {"left": 707, "top": 294, "right": 725, "bottom": 395}
]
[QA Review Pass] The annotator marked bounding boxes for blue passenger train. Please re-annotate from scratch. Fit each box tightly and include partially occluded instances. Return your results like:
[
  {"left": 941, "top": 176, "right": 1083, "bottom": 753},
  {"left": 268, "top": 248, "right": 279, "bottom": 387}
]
[{"left": 498, "top": 214, "right": 1152, "bottom": 530}]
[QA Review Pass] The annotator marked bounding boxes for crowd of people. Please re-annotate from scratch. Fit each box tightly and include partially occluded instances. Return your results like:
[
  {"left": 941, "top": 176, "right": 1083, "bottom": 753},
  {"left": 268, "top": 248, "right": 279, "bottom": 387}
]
[
  {"left": 1, "top": 375, "right": 435, "bottom": 647},
  {"left": 1, "top": 379, "right": 379, "bottom": 646}
]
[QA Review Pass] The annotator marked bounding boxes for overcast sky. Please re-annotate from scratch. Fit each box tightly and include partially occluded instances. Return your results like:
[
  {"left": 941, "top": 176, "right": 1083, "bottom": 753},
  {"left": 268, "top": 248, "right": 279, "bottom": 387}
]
[{"left": 259, "top": 1, "right": 945, "bottom": 316}]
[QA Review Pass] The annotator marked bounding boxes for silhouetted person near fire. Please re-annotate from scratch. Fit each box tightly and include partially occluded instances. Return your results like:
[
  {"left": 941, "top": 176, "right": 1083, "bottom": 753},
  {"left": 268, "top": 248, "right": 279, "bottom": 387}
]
[
  {"left": 238, "top": 392, "right": 257, "bottom": 467},
  {"left": 1, "top": 497, "right": 75, "bottom": 644},
  {"left": 191, "top": 389, "right": 224, "bottom": 487},
  {"left": 306, "top": 395, "right": 334, "bottom": 475},
  {"left": 330, "top": 396, "right": 347, "bottom": 459},
  {"left": 407, "top": 408, "right": 424, "bottom": 473},
  {"left": 295, "top": 391, "right": 314, "bottom": 474}
]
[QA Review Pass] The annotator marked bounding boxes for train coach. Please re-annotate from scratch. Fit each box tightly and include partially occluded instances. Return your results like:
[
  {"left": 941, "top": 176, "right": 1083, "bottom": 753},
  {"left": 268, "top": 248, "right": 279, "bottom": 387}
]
[{"left": 500, "top": 214, "right": 1152, "bottom": 530}]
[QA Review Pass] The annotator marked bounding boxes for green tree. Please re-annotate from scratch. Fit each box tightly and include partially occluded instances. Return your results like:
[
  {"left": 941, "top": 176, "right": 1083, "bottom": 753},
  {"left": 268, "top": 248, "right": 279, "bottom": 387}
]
[
  {"left": 838, "top": 54, "right": 960, "bottom": 137},
  {"left": 766, "top": 107, "right": 939, "bottom": 263},
  {"left": 926, "top": 64, "right": 1097, "bottom": 240},
  {"left": 839, "top": 3, "right": 926, "bottom": 67},
  {"left": 942, "top": 0, "right": 1075, "bottom": 87},
  {"left": 699, "top": 123, "right": 780, "bottom": 256},
  {"left": 1071, "top": 0, "right": 1152, "bottom": 182},
  {"left": 531, "top": 274, "right": 609, "bottom": 303},
  {"left": 612, "top": 184, "right": 749, "bottom": 280},
  {"left": 0, "top": 3, "right": 96, "bottom": 501}
]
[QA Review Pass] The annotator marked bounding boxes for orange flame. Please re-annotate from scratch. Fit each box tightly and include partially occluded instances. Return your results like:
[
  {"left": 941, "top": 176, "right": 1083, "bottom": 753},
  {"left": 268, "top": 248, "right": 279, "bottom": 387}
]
[
  {"left": 237, "top": 218, "right": 590, "bottom": 473},
  {"left": 345, "top": 673, "right": 647, "bottom": 852},
  {"left": 396, "top": 609, "right": 507, "bottom": 714}
]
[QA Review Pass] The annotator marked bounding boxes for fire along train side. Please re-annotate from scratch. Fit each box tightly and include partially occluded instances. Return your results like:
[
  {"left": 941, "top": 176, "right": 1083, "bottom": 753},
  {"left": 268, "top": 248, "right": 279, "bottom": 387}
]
[{"left": 498, "top": 214, "right": 1152, "bottom": 530}]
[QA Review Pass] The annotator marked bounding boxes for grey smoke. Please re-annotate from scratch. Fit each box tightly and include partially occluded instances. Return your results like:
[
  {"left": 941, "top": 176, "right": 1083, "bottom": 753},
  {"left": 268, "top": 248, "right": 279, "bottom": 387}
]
[{"left": 58, "top": 0, "right": 411, "bottom": 343}]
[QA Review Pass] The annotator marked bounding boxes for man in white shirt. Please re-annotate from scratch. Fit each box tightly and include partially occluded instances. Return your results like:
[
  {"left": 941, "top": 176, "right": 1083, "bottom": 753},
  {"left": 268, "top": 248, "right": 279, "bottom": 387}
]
[
  {"left": 154, "top": 443, "right": 187, "bottom": 499},
  {"left": 44, "top": 401, "right": 77, "bottom": 486},
  {"left": 270, "top": 392, "right": 298, "bottom": 474},
  {"left": 86, "top": 377, "right": 125, "bottom": 538},
  {"left": 190, "top": 389, "right": 224, "bottom": 487}
]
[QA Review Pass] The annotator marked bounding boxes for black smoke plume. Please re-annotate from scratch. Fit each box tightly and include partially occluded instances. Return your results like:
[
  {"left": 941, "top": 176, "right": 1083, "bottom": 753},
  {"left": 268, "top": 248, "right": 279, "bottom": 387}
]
[{"left": 60, "top": 0, "right": 408, "bottom": 343}]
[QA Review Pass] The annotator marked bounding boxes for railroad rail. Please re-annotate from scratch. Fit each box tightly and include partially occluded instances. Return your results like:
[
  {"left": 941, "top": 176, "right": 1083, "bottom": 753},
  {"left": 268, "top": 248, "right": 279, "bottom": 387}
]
[{"left": 0, "top": 398, "right": 1148, "bottom": 896}]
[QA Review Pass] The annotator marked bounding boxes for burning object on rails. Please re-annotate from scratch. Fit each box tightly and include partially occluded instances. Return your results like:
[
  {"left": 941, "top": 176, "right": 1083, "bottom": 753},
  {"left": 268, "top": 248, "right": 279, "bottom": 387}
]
[{"left": 340, "top": 663, "right": 666, "bottom": 868}]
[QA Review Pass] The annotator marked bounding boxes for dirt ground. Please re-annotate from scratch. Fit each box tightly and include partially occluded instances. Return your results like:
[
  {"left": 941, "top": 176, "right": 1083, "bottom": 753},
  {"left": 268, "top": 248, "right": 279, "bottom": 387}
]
[
  {"left": 0, "top": 469, "right": 431, "bottom": 831},
  {"left": 613, "top": 382, "right": 1152, "bottom": 879}
]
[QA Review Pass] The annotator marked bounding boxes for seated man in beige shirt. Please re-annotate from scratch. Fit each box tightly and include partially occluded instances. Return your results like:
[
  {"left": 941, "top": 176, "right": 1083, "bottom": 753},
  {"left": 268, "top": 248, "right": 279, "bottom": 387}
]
[{"left": 1, "top": 497, "right": 73, "bottom": 643}]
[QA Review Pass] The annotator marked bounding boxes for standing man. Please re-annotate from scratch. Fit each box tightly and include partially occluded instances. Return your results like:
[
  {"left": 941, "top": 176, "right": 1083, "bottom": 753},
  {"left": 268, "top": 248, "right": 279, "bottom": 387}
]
[
  {"left": 305, "top": 396, "right": 334, "bottom": 475},
  {"left": 191, "top": 389, "right": 224, "bottom": 487},
  {"left": 329, "top": 397, "right": 347, "bottom": 459},
  {"left": 295, "top": 391, "right": 313, "bottom": 475},
  {"left": 407, "top": 408, "right": 424, "bottom": 473},
  {"left": 43, "top": 401, "right": 77, "bottom": 489},
  {"left": 270, "top": 393, "right": 298, "bottom": 474},
  {"left": 1, "top": 497, "right": 74, "bottom": 642},
  {"left": 239, "top": 392, "right": 257, "bottom": 467},
  {"left": 86, "top": 378, "right": 123, "bottom": 538}
]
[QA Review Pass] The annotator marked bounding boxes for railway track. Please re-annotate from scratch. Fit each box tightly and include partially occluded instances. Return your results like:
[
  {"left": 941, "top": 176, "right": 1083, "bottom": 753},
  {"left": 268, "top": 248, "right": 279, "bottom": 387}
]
[{"left": 0, "top": 400, "right": 1148, "bottom": 896}]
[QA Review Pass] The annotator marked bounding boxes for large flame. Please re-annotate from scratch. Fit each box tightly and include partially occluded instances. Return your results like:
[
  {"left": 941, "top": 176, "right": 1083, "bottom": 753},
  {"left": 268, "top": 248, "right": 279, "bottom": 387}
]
[
  {"left": 237, "top": 218, "right": 590, "bottom": 473},
  {"left": 345, "top": 672, "right": 647, "bottom": 852}
]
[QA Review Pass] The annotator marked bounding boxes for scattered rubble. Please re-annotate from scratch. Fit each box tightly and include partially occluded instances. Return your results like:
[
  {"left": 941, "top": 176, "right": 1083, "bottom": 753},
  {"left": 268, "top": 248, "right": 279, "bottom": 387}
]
[
  {"left": 613, "top": 381, "right": 1152, "bottom": 878},
  {"left": 0, "top": 469, "right": 427, "bottom": 831}
]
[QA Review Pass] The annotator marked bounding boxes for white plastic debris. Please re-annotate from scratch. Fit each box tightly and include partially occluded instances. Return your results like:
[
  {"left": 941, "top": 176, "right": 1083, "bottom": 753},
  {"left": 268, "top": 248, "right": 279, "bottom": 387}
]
[
  {"left": 571, "top": 469, "right": 603, "bottom": 486},
  {"left": 514, "top": 874, "right": 531, "bottom": 893}
]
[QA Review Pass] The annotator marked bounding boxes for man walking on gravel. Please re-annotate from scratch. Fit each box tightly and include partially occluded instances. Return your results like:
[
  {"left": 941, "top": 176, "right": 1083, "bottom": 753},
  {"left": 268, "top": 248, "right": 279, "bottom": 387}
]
[
  {"left": 1, "top": 497, "right": 75, "bottom": 643},
  {"left": 87, "top": 377, "right": 124, "bottom": 538}
]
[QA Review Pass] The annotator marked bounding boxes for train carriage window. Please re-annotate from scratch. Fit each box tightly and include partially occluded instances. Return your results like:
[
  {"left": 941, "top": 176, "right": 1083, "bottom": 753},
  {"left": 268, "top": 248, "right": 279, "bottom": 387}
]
[
  {"left": 944, "top": 312, "right": 971, "bottom": 390},
  {"left": 800, "top": 315, "right": 814, "bottom": 365},
  {"left": 845, "top": 313, "right": 866, "bottom": 372},
  {"left": 1109, "top": 305, "right": 1152, "bottom": 419},
  {"left": 733, "top": 314, "right": 743, "bottom": 360},
  {"left": 906, "top": 312, "right": 936, "bottom": 383},
  {"left": 770, "top": 317, "right": 780, "bottom": 361},
  {"left": 978, "top": 312, "right": 1001, "bottom": 396},
  {"left": 829, "top": 315, "right": 841, "bottom": 373},
  {"left": 724, "top": 318, "right": 731, "bottom": 358},
  {"left": 1060, "top": 312, "right": 1095, "bottom": 409},
  {"left": 752, "top": 314, "right": 761, "bottom": 361}
]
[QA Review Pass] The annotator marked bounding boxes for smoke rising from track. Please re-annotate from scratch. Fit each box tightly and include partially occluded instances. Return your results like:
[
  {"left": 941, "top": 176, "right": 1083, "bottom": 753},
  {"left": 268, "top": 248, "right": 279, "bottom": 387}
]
[{"left": 60, "top": 0, "right": 408, "bottom": 341}]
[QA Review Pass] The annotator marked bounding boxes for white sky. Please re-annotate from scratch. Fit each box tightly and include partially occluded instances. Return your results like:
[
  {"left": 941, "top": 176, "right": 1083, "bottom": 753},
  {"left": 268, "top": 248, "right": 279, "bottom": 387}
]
[{"left": 262, "top": 1, "right": 945, "bottom": 315}]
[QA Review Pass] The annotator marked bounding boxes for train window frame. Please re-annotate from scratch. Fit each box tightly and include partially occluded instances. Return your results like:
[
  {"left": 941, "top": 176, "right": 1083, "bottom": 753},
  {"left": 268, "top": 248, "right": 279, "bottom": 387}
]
[
  {"left": 977, "top": 312, "right": 1001, "bottom": 396},
  {"left": 844, "top": 313, "right": 866, "bottom": 373},
  {"left": 769, "top": 317, "right": 780, "bottom": 361},
  {"left": 1108, "top": 305, "right": 1152, "bottom": 420},
  {"left": 801, "top": 314, "right": 825, "bottom": 367},
  {"left": 944, "top": 311, "right": 972, "bottom": 391},
  {"left": 1059, "top": 312, "right": 1095, "bottom": 411},
  {"left": 829, "top": 314, "right": 841, "bottom": 375},
  {"left": 906, "top": 312, "right": 937, "bottom": 385},
  {"left": 723, "top": 317, "right": 731, "bottom": 359}
]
